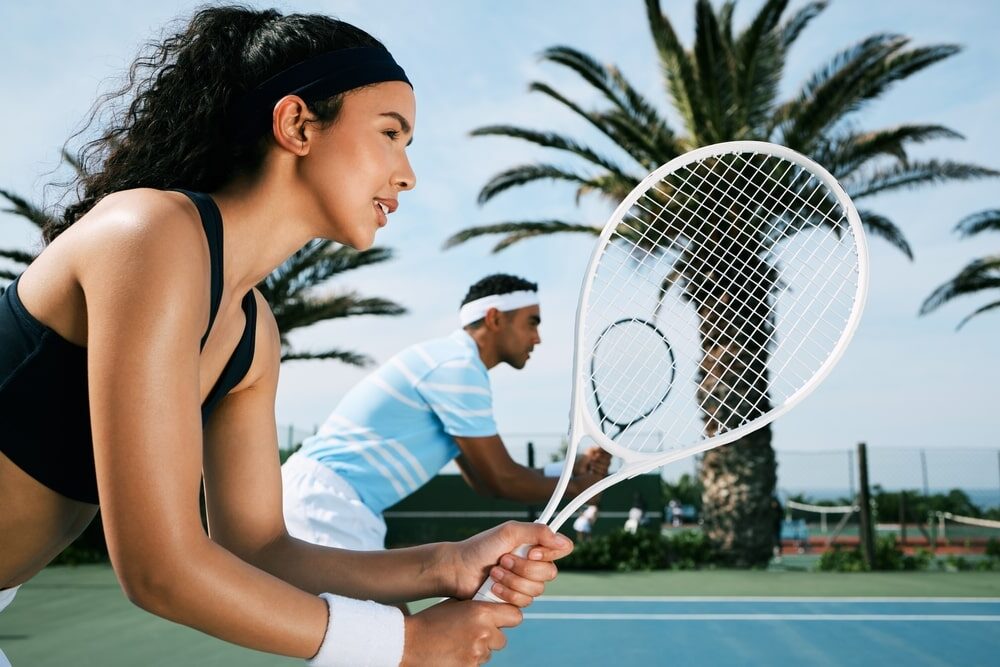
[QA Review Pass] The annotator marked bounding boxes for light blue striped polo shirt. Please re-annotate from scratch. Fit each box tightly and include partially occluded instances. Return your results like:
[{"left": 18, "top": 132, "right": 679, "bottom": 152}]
[{"left": 298, "top": 329, "right": 497, "bottom": 514}]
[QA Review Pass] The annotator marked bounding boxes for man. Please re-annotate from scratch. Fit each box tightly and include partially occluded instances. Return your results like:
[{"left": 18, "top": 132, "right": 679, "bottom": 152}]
[{"left": 282, "top": 274, "right": 610, "bottom": 550}]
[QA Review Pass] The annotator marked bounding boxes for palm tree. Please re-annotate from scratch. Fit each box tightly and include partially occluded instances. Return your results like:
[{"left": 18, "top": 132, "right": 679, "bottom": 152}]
[
  {"left": 920, "top": 210, "right": 1000, "bottom": 329},
  {"left": 259, "top": 241, "right": 405, "bottom": 364},
  {"left": 2, "top": 170, "right": 403, "bottom": 366},
  {"left": 444, "top": 0, "right": 998, "bottom": 565}
]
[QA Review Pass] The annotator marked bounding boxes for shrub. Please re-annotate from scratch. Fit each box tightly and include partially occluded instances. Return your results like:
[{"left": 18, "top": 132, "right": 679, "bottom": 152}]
[{"left": 560, "top": 529, "right": 713, "bottom": 571}]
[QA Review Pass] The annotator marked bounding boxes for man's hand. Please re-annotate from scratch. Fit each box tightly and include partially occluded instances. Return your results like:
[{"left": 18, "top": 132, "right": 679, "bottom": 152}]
[
  {"left": 574, "top": 447, "right": 611, "bottom": 476},
  {"left": 445, "top": 521, "right": 573, "bottom": 604}
]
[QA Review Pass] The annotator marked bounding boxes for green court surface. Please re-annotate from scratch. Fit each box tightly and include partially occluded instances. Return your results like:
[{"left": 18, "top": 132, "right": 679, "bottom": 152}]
[{"left": 2, "top": 565, "right": 999, "bottom": 666}]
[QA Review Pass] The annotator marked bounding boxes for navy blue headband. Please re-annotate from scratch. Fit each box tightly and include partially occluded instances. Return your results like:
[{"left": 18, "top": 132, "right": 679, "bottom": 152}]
[{"left": 239, "top": 46, "right": 410, "bottom": 135}]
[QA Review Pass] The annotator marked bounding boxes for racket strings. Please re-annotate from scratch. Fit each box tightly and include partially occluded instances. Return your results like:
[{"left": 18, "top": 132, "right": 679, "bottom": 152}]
[{"left": 581, "top": 151, "right": 862, "bottom": 455}]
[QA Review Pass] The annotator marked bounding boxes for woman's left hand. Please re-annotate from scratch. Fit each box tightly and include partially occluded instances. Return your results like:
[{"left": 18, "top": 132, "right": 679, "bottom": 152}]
[{"left": 445, "top": 521, "right": 573, "bottom": 606}]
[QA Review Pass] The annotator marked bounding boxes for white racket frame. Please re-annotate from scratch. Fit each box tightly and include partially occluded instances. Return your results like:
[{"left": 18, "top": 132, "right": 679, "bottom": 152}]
[{"left": 474, "top": 140, "right": 868, "bottom": 602}]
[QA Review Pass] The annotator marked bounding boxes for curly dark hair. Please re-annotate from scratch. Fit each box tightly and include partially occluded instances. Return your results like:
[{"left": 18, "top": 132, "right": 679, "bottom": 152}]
[
  {"left": 47, "top": 5, "right": 383, "bottom": 242},
  {"left": 461, "top": 274, "right": 538, "bottom": 307}
]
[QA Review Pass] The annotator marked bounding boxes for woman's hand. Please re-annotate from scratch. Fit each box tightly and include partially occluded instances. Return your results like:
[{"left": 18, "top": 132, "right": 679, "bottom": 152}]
[
  {"left": 402, "top": 599, "right": 521, "bottom": 666},
  {"left": 444, "top": 521, "right": 573, "bottom": 605}
]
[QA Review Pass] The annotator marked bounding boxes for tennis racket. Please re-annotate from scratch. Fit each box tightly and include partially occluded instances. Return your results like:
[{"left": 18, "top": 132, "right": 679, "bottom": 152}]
[
  {"left": 474, "top": 141, "right": 868, "bottom": 602},
  {"left": 590, "top": 317, "right": 675, "bottom": 440}
]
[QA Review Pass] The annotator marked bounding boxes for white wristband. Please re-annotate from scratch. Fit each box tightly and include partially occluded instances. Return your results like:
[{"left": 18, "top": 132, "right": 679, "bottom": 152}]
[
  {"left": 543, "top": 462, "right": 565, "bottom": 477},
  {"left": 307, "top": 593, "right": 405, "bottom": 667}
]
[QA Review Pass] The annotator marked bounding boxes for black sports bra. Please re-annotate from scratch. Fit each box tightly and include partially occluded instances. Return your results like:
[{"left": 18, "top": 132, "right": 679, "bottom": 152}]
[{"left": 0, "top": 190, "right": 257, "bottom": 503}]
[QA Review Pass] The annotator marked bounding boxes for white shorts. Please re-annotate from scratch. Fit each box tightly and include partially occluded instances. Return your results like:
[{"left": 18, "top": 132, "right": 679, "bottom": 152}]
[
  {"left": 0, "top": 586, "right": 18, "bottom": 613},
  {"left": 573, "top": 516, "right": 592, "bottom": 534},
  {"left": 281, "top": 453, "right": 387, "bottom": 551},
  {"left": 0, "top": 586, "right": 19, "bottom": 666}
]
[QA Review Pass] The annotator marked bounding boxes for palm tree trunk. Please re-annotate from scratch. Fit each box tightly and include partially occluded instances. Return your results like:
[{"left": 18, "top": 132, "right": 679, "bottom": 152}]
[
  {"left": 689, "top": 252, "right": 779, "bottom": 566},
  {"left": 699, "top": 430, "right": 777, "bottom": 566}
]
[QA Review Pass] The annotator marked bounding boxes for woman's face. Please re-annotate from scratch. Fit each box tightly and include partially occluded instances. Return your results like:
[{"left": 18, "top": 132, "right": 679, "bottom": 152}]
[{"left": 301, "top": 81, "right": 416, "bottom": 249}]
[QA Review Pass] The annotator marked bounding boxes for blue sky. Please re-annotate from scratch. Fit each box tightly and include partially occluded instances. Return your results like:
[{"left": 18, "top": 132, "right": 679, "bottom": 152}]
[{"left": 1, "top": 1, "right": 997, "bottom": 491}]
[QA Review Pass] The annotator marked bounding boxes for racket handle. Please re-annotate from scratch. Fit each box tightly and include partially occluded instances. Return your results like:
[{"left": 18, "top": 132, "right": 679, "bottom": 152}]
[{"left": 472, "top": 543, "right": 533, "bottom": 602}]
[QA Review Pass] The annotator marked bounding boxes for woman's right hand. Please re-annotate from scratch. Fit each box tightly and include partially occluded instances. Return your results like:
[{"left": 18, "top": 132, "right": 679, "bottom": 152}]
[{"left": 402, "top": 598, "right": 522, "bottom": 666}]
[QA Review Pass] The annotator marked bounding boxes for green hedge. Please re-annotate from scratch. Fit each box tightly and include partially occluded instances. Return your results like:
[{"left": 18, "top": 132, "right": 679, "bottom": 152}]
[{"left": 560, "top": 528, "right": 713, "bottom": 572}]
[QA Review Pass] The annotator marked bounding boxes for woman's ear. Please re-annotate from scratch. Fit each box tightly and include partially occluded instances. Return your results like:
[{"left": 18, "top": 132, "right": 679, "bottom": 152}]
[{"left": 270, "top": 95, "right": 313, "bottom": 156}]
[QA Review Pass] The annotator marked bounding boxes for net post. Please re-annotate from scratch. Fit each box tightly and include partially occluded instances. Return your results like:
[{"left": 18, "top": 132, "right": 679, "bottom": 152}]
[
  {"left": 920, "top": 449, "right": 930, "bottom": 497},
  {"left": 899, "top": 490, "right": 908, "bottom": 547},
  {"left": 857, "top": 442, "right": 876, "bottom": 570},
  {"left": 847, "top": 449, "right": 856, "bottom": 499},
  {"left": 527, "top": 441, "right": 536, "bottom": 521}
]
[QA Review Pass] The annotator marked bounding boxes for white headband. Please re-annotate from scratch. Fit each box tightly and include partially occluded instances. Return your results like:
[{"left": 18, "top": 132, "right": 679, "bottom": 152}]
[{"left": 459, "top": 290, "right": 539, "bottom": 326}]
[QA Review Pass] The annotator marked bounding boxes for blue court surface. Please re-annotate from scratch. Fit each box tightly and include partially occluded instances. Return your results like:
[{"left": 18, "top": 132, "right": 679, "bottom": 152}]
[{"left": 493, "top": 597, "right": 1000, "bottom": 666}]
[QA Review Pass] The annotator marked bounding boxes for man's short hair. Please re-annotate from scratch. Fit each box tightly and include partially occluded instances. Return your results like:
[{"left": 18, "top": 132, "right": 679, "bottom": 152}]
[
  {"left": 461, "top": 274, "right": 538, "bottom": 306},
  {"left": 461, "top": 274, "right": 538, "bottom": 328}
]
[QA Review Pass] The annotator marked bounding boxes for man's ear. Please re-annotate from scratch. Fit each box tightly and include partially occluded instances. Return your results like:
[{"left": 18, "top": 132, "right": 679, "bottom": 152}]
[
  {"left": 483, "top": 307, "right": 503, "bottom": 331},
  {"left": 270, "top": 94, "right": 313, "bottom": 156}
]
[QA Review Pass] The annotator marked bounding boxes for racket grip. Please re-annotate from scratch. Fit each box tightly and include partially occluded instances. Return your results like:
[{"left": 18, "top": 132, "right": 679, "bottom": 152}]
[{"left": 472, "top": 543, "right": 533, "bottom": 602}]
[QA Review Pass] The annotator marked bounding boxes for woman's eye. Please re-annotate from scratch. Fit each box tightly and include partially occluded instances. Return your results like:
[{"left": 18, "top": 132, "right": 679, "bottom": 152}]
[{"left": 384, "top": 129, "right": 400, "bottom": 140}]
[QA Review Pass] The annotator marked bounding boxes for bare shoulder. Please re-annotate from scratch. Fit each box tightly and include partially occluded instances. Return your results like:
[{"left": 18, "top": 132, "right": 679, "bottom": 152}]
[
  {"left": 78, "top": 188, "right": 202, "bottom": 249},
  {"left": 72, "top": 189, "right": 208, "bottom": 291}
]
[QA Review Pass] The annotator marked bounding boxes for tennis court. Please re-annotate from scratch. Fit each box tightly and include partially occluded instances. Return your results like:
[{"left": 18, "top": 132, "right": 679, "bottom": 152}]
[
  {"left": 499, "top": 597, "right": 1000, "bottom": 666},
  {"left": 3, "top": 565, "right": 999, "bottom": 665}
]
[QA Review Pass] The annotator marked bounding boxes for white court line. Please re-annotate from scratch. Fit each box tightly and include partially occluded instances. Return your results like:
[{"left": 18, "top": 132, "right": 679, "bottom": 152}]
[
  {"left": 524, "top": 613, "right": 1000, "bottom": 622},
  {"left": 537, "top": 596, "right": 1000, "bottom": 603}
]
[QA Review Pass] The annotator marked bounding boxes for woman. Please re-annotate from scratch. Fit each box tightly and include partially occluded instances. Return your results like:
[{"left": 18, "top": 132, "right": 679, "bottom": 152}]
[{"left": 0, "top": 7, "right": 571, "bottom": 666}]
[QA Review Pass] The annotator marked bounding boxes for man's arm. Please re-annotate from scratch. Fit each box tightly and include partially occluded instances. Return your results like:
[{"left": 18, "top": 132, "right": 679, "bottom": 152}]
[{"left": 452, "top": 435, "right": 607, "bottom": 503}]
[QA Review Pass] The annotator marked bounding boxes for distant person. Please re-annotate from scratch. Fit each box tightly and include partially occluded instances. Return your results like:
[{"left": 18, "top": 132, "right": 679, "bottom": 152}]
[
  {"left": 282, "top": 274, "right": 611, "bottom": 551},
  {"left": 574, "top": 504, "right": 600, "bottom": 542},
  {"left": 771, "top": 496, "right": 784, "bottom": 560},
  {"left": 668, "top": 499, "right": 683, "bottom": 527},
  {"left": 624, "top": 493, "right": 647, "bottom": 534}
]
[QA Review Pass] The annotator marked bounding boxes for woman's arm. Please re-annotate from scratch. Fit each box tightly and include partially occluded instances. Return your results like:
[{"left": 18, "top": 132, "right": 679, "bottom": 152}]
[
  {"left": 81, "top": 194, "right": 331, "bottom": 659},
  {"left": 203, "top": 296, "right": 571, "bottom": 606}
]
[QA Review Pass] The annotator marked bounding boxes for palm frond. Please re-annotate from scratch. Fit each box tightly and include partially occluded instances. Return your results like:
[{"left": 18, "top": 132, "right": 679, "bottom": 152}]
[
  {"left": 471, "top": 125, "right": 626, "bottom": 176},
  {"left": 574, "top": 171, "right": 640, "bottom": 207},
  {"left": 777, "top": 33, "right": 908, "bottom": 146},
  {"left": 281, "top": 348, "right": 372, "bottom": 366},
  {"left": 955, "top": 300, "right": 1000, "bottom": 330},
  {"left": 920, "top": 256, "right": 1000, "bottom": 323},
  {"left": 475, "top": 164, "right": 595, "bottom": 205},
  {"left": 693, "top": 0, "right": 736, "bottom": 139},
  {"left": 259, "top": 242, "right": 401, "bottom": 366},
  {"left": 847, "top": 161, "right": 999, "bottom": 200},
  {"left": 0, "top": 248, "right": 36, "bottom": 265},
  {"left": 537, "top": 46, "right": 681, "bottom": 161},
  {"left": 778, "top": 36, "right": 959, "bottom": 148},
  {"left": 527, "top": 82, "right": 657, "bottom": 170},
  {"left": 954, "top": 209, "right": 1000, "bottom": 237},
  {"left": 443, "top": 220, "right": 601, "bottom": 252},
  {"left": 0, "top": 189, "right": 55, "bottom": 230},
  {"left": 274, "top": 294, "right": 405, "bottom": 333},
  {"left": 733, "top": 0, "right": 789, "bottom": 136},
  {"left": 718, "top": 1, "right": 736, "bottom": 47},
  {"left": 645, "top": 0, "right": 708, "bottom": 139},
  {"left": 260, "top": 243, "right": 394, "bottom": 304},
  {"left": 856, "top": 209, "right": 913, "bottom": 259},
  {"left": 780, "top": 1, "right": 828, "bottom": 49},
  {"left": 824, "top": 124, "right": 964, "bottom": 178}
]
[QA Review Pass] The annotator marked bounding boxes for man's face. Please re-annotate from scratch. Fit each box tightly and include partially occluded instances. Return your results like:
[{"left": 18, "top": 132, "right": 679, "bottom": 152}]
[{"left": 497, "top": 305, "right": 541, "bottom": 369}]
